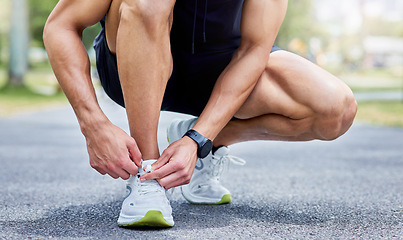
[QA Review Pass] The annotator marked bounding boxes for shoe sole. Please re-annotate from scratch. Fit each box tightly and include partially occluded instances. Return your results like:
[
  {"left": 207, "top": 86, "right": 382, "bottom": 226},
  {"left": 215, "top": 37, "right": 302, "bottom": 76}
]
[
  {"left": 118, "top": 210, "right": 174, "bottom": 228},
  {"left": 181, "top": 186, "right": 232, "bottom": 205},
  {"left": 186, "top": 194, "right": 231, "bottom": 205}
]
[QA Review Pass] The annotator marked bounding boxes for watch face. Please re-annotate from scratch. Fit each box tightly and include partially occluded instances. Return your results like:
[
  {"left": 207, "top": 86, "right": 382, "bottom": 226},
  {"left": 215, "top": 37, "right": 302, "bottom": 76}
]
[{"left": 199, "top": 140, "right": 213, "bottom": 158}]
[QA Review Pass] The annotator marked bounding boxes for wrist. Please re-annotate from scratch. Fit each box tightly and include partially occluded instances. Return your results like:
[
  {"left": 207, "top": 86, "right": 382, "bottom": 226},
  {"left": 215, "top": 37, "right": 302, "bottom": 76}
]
[
  {"left": 181, "top": 135, "right": 199, "bottom": 161},
  {"left": 183, "top": 135, "right": 198, "bottom": 149},
  {"left": 76, "top": 107, "right": 109, "bottom": 137},
  {"left": 184, "top": 129, "right": 213, "bottom": 158}
]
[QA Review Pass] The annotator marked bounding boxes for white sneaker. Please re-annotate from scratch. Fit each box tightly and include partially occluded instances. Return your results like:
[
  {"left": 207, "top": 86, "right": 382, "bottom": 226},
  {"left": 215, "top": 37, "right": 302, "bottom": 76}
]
[
  {"left": 167, "top": 118, "right": 245, "bottom": 205},
  {"left": 117, "top": 160, "right": 174, "bottom": 227},
  {"left": 182, "top": 146, "right": 245, "bottom": 204}
]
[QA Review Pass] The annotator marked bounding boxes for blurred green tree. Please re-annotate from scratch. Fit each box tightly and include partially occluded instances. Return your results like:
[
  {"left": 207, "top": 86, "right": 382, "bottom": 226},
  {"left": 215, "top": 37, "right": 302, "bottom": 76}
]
[
  {"left": 6, "top": 0, "right": 101, "bottom": 88},
  {"left": 29, "top": 0, "right": 101, "bottom": 50},
  {"left": 8, "top": 0, "right": 29, "bottom": 87},
  {"left": 364, "top": 17, "right": 403, "bottom": 37},
  {"left": 276, "top": 0, "right": 318, "bottom": 49},
  {"left": 29, "top": 0, "right": 57, "bottom": 47},
  {"left": 0, "top": 0, "right": 11, "bottom": 67}
]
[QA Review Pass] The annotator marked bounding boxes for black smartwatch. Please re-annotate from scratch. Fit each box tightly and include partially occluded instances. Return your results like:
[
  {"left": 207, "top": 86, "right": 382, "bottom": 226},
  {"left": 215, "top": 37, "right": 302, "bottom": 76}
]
[{"left": 184, "top": 129, "right": 213, "bottom": 158}]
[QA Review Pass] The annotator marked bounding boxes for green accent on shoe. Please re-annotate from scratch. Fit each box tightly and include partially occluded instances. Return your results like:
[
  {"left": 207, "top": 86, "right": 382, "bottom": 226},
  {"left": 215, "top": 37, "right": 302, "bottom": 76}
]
[
  {"left": 119, "top": 211, "right": 173, "bottom": 228},
  {"left": 167, "top": 126, "right": 171, "bottom": 144},
  {"left": 215, "top": 194, "right": 231, "bottom": 205},
  {"left": 188, "top": 194, "right": 231, "bottom": 205}
]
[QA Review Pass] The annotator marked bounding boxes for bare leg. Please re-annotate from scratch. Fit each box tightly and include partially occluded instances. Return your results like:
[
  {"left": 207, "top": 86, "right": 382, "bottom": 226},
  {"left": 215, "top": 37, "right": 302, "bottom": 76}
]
[
  {"left": 214, "top": 50, "right": 358, "bottom": 146},
  {"left": 106, "top": 0, "right": 175, "bottom": 160}
]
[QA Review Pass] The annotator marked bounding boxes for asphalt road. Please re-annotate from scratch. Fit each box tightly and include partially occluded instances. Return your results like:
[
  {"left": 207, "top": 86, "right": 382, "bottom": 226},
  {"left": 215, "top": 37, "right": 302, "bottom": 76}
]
[{"left": 0, "top": 98, "right": 402, "bottom": 239}]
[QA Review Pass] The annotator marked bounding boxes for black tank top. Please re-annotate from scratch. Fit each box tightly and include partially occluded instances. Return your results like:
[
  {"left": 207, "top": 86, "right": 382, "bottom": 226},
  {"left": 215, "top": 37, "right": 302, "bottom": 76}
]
[{"left": 170, "top": 0, "right": 244, "bottom": 54}]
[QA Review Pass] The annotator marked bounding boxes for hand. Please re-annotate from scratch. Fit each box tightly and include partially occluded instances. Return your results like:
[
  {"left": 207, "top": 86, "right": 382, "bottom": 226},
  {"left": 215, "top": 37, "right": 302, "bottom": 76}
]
[
  {"left": 83, "top": 120, "right": 142, "bottom": 180},
  {"left": 141, "top": 136, "right": 198, "bottom": 189}
]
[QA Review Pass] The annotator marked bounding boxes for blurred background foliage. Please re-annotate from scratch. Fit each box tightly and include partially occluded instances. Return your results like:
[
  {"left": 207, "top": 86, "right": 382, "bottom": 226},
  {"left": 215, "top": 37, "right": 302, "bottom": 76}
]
[
  {"left": 0, "top": 0, "right": 402, "bottom": 127},
  {"left": 29, "top": 0, "right": 101, "bottom": 50},
  {"left": 29, "top": 0, "right": 101, "bottom": 49},
  {"left": 29, "top": 0, "right": 57, "bottom": 48}
]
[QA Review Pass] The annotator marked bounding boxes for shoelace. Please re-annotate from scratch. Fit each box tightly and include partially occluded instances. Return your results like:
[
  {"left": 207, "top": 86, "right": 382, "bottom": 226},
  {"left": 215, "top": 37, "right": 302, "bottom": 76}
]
[
  {"left": 138, "top": 179, "right": 164, "bottom": 195},
  {"left": 210, "top": 154, "right": 246, "bottom": 180},
  {"left": 137, "top": 167, "right": 164, "bottom": 196}
]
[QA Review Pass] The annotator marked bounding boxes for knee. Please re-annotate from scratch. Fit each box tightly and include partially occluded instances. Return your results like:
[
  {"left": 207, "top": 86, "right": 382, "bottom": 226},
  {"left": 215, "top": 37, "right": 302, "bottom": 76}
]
[
  {"left": 316, "top": 87, "right": 357, "bottom": 141},
  {"left": 119, "top": 0, "right": 175, "bottom": 31}
]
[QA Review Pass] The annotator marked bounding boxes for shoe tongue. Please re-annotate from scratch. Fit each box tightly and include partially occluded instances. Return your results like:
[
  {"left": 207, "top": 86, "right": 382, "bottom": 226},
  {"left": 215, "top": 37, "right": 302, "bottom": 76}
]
[
  {"left": 214, "top": 146, "right": 229, "bottom": 157},
  {"left": 138, "top": 159, "right": 157, "bottom": 175}
]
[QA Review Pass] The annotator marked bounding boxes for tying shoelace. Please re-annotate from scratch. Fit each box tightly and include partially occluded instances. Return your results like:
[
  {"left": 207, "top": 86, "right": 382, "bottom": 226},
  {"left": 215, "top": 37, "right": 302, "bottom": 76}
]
[
  {"left": 137, "top": 165, "right": 164, "bottom": 196},
  {"left": 138, "top": 179, "right": 164, "bottom": 195}
]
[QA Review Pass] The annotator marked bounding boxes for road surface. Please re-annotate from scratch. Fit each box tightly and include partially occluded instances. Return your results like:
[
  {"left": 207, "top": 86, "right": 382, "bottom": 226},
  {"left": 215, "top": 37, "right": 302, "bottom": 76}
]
[{"left": 1, "top": 99, "right": 402, "bottom": 239}]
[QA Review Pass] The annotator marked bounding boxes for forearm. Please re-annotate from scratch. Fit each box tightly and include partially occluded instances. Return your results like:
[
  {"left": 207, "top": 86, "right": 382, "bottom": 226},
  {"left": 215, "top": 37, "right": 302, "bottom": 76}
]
[
  {"left": 193, "top": 46, "right": 267, "bottom": 140},
  {"left": 44, "top": 22, "right": 108, "bottom": 133}
]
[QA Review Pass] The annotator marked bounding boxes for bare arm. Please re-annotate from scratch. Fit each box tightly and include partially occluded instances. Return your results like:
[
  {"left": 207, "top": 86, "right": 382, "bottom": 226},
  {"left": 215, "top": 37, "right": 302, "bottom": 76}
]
[
  {"left": 194, "top": 0, "right": 288, "bottom": 139},
  {"left": 44, "top": 0, "right": 108, "bottom": 126},
  {"left": 145, "top": 0, "right": 287, "bottom": 188},
  {"left": 44, "top": 0, "right": 141, "bottom": 179}
]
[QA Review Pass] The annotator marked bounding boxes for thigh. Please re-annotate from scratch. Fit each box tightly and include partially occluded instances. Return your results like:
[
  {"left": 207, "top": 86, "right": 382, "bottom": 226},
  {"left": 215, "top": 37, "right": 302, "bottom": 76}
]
[
  {"left": 104, "top": 0, "right": 122, "bottom": 54},
  {"left": 235, "top": 50, "right": 354, "bottom": 120}
]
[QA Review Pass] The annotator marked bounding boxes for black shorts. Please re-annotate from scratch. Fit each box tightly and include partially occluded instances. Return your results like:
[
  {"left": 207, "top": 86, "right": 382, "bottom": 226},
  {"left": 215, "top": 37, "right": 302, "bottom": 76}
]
[{"left": 94, "top": 21, "right": 281, "bottom": 117}]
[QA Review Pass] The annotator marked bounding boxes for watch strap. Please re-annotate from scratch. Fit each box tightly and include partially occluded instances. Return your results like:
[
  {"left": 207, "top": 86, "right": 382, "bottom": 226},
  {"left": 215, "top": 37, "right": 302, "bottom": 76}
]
[{"left": 184, "top": 129, "right": 212, "bottom": 158}]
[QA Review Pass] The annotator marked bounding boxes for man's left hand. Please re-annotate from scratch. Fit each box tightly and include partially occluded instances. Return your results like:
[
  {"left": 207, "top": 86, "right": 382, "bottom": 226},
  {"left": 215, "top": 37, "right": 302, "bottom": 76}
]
[{"left": 140, "top": 136, "right": 198, "bottom": 189}]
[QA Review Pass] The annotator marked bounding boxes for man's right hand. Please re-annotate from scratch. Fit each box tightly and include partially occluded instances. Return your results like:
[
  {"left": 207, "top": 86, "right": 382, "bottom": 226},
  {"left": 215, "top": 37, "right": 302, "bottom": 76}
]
[{"left": 82, "top": 120, "right": 142, "bottom": 180}]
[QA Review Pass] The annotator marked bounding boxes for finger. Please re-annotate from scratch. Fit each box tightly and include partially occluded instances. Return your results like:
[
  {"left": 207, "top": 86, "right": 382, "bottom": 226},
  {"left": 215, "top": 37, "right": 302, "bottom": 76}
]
[
  {"left": 94, "top": 167, "right": 107, "bottom": 175},
  {"left": 159, "top": 173, "right": 189, "bottom": 189},
  {"left": 123, "top": 157, "right": 139, "bottom": 175},
  {"left": 141, "top": 161, "right": 176, "bottom": 181},
  {"left": 117, "top": 169, "right": 131, "bottom": 180},
  {"left": 110, "top": 162, "right": 132, "bottom": 180},
  {"left": 108, "top": 172, "right": 119, "bottom": 179},
  {"left": 128, "top": 139, "right": 142, "bottom": 167},
  {"left": 106, "top": 165, "right": 127, "bottom": 179},
  {"left": 158, "top": 162, "right": 193, "bottom": 189},
  {"left": 164, "top": 178, "right": 187, "bottom": 189},
  {"left": 90, "top": 160, "right": 108, "bottom": 175},
  {"left": 152, "top": 152, "right": 172, "bottom": 171}
]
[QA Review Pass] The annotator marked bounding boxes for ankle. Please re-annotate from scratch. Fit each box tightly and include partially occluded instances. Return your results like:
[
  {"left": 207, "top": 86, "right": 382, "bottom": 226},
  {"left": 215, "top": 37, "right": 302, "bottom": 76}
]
[{"left": 142, "top": 155, "right": 160, "bottom": 161}]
